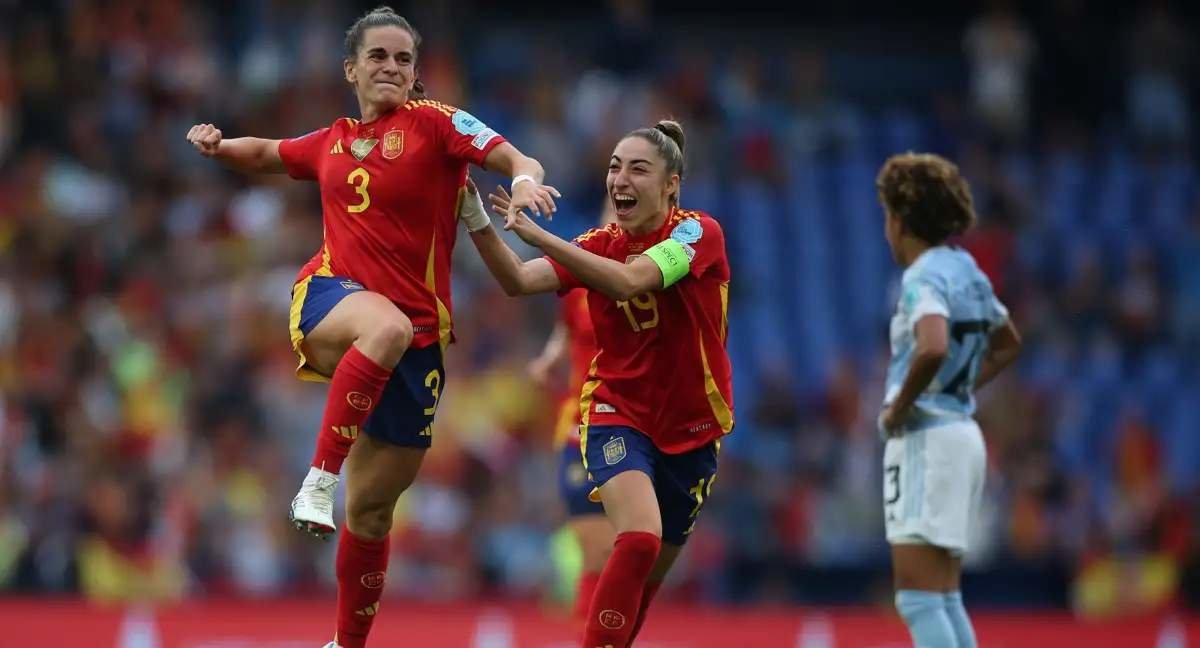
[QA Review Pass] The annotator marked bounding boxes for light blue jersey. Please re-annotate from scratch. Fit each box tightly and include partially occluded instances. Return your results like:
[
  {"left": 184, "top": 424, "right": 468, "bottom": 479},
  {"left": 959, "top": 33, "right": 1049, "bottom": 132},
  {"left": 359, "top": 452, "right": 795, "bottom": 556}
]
[{"left": 884, "top": 246, "right": 1009, "bottom": 428}]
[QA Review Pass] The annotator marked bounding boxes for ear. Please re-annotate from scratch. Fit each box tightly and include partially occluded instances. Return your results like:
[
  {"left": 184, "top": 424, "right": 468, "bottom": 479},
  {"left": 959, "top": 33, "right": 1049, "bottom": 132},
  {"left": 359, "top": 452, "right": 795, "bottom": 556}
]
[
  {"left": 666, "top": 173, "right": 681, "bottom": 202},
  {"left": 343, "top": 58, "right": 356, "bottom": 85}
]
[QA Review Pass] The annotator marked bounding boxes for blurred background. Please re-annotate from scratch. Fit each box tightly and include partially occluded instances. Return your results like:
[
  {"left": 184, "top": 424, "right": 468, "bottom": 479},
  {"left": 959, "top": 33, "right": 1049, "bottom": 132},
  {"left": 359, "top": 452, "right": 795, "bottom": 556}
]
[{"left": 1, "top": 0, "right": 1199, "bottom": 645}]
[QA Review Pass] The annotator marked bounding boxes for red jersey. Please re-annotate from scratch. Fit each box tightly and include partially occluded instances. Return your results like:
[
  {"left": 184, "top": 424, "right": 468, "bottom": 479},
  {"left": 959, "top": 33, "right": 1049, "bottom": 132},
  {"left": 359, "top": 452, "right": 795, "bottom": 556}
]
[
  {"left": 547, "top": 208, "right": 734, "bottom": 454},
  {"left": 554, "top": 288, "right": 598, "bottom": 447},
  {"left": 279, "top": 99, "right": 507, "bottom": 351}
]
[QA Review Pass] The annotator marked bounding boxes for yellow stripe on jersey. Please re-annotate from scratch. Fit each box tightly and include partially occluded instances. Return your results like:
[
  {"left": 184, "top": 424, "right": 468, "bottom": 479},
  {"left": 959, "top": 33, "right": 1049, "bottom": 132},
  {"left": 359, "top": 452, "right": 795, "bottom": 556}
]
[
  {"left": 405, "top": 99, "right": 456, "bottom": 118},
  {"left": 577, "top": 355, "right": 602, "bottom": 472},
  {"left": 719, "top": 281, "right": 729, "bottom": 343},
  {"left": 423, "top": 230, "right": 453, "bottom": 352},
  {"left": 316, "top": 241, "right": 334, "bottom": 277},
  {"left": 698, "top": 331, "right": 734, "bottom": 434},
  {"left": 288, "top": 275, "right": 331, "bottom": 384},
  {"left": 575, "top": 223, "right": 621, "bottom": 245}
]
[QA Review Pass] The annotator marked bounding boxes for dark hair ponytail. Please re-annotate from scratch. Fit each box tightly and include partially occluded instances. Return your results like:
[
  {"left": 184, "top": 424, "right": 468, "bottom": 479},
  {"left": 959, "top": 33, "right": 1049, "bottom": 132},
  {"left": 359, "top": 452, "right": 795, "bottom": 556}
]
[{"left": 626, "top": 119, "right": 687, "bottom": 206}]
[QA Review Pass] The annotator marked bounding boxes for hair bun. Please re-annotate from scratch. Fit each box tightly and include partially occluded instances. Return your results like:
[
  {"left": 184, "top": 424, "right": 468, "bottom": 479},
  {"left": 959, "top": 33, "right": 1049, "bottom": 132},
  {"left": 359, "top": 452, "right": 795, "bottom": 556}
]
[{"left": 653, "top": 120, "right": 686, "bottom": 157}]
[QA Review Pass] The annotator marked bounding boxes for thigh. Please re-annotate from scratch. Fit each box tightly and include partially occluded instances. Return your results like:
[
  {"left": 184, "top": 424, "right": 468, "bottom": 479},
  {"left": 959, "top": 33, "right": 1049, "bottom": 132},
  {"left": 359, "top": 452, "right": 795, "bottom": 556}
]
[
  {"left": 584, "top": 426, "right": 663, "bottom": 536},
  {"left": 891, "top": 543, "right": 956, "bottom": 592},
  {"left": 656, "top": 441, "right": 720, "bottom": 546},
  {"left": 291, "top": 276, "right": 406, "bottom": 378},
  {"left": 362, "top": 343, "right": 445, "bottom": 449}
]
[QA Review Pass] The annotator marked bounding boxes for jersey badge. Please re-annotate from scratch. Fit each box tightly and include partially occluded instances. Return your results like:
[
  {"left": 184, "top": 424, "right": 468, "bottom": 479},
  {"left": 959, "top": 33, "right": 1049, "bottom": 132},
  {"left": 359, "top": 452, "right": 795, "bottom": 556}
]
[
  {"left": 351, "top": 138, "right": 378, "bottom": 161},
  {"left": 452, "top": 110, "right": 487, "bottom": 135},
  {"left": 382, "top": 130, "right": 404, "bottom": 159},
  {"left": 670, "top": 219, "right": 703, "bottom": 245},
  {"left": 602, "top": 436, "right": 626, "bottom": 465}
]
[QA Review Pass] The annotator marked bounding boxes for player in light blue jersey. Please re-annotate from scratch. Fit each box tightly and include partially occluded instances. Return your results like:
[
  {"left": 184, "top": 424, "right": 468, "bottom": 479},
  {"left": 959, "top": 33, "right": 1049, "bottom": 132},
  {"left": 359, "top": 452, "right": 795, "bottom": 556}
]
[{"left": 876, "top": 153, "right": 1022, "bottom": 648}]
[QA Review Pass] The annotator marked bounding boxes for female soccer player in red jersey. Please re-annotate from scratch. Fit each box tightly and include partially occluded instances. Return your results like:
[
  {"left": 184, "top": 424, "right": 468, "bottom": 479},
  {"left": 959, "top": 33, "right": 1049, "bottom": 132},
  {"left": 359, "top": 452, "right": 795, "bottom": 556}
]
[
  {"left": 186, "top": 7, "right": 558, "bottom": 648},
  {"left": 463, "top": 120, "right": 732, "bottom": 648}
]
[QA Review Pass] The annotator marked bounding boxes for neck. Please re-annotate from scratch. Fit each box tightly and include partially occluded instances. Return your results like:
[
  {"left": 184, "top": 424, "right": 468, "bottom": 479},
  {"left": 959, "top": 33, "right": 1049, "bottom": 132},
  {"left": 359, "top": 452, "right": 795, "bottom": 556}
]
[
  {"left": 358, "top": 100, "right": 396, "bottom": 124},
  {"left": 899, "top": 237, "right": 934, "bottom": 267},
  {"left": 626, "top": 207, "right": 671, "bottom": 236}
]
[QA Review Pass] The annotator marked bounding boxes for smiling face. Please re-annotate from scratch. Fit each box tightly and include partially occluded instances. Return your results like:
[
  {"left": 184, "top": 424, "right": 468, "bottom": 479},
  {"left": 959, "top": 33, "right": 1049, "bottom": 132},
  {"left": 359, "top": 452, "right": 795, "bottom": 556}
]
[
  {"left": 606, "top": 136, "right": 680, "bottom": 234},
  {"left": 344, "top": 26, "right": 416, "bottom": 117}
]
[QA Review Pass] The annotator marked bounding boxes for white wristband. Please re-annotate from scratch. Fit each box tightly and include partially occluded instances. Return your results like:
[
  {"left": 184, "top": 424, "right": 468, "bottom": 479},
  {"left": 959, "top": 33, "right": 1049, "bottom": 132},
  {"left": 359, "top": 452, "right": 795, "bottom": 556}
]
[
  {"left": 511, "top": 174, "right": 535, "bottom": 192},
  {"left": 459, "top": 187, "right": 491, "bottom": 232}
]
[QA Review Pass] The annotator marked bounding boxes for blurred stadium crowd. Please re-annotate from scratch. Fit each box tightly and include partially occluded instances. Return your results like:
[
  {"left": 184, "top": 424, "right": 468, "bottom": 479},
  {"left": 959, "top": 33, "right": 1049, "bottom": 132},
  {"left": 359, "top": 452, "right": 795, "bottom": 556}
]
[{"left": 0, "top": 0, "right": 1197, "bottom": 617}]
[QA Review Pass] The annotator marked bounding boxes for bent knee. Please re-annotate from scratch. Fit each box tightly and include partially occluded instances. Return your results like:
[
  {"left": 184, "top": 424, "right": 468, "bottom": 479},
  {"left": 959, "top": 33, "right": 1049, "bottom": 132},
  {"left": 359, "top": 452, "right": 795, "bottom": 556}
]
[
  {"left": 346, "top": 498, "right": 397, "bottom": 539},
  {"left": 357, "top": 309, "right": 413, "bottom": 366}
]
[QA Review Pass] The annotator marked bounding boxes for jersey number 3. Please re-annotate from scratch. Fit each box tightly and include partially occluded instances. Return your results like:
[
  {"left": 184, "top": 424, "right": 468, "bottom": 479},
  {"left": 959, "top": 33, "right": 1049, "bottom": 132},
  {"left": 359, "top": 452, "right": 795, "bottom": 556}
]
[{"left": 347, "top": 168, "right": 371, "bottom": 214}]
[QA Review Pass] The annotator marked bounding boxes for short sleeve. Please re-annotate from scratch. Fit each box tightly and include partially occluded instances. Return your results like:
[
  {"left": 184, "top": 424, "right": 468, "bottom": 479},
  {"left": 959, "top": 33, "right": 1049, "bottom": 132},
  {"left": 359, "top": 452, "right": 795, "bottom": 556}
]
[
  {"left": 419, "top": 103, "right": 507, "bottom": 166},
  {"left": 900, "top": 273, "right": 950, "bottom": 329},
  {"left": 277, "top": 128, "right": 330, "bottom": 180},
  {"left": 989, "top": 295, "right": 1010, "bottom": 330},
  {"left": 675, "top": 217, "right": 726, "bottom": 279},
  {"left": 544, "top": 227, "right": 612, "bottom": 294}
]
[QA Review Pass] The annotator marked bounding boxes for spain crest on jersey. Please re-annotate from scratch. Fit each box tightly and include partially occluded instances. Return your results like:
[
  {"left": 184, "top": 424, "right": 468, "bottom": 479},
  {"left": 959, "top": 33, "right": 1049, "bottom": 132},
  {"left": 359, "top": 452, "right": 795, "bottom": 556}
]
[{"left": 382, "top": 129, "right": 404, "bottom": 159}]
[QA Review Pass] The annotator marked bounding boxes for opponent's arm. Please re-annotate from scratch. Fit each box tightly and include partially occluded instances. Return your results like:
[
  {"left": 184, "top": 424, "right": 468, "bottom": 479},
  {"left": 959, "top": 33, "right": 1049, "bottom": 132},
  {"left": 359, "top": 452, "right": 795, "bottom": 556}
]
[
  {"left": 975, "top": 318, "right": 1022, "bottom": 389},
  {"left": 186, "top": 123, "right": 286, "bottom": 174},
  {"left": 882, "top": 315, "right": 949, "bottom": 430}
]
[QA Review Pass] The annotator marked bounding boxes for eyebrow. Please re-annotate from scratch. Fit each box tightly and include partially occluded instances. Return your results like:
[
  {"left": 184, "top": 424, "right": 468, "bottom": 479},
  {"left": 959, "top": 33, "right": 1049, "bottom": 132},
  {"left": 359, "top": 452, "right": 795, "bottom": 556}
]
[
  {"left": 610, "top": 156, "right": 653, "bottom": 165},
  {"left": 366, "top": 47, "right": 412, "bottom": 57}
]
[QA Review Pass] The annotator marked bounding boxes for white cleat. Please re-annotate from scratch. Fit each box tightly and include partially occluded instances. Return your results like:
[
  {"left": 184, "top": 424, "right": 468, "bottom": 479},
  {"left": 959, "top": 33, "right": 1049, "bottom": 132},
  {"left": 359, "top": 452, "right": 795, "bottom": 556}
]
[
  {"left": 321, "top": 643, "right": 342, "bottom": 648},
  {"left": 290, "top": 466, "right": 339, "bottom": 539}
]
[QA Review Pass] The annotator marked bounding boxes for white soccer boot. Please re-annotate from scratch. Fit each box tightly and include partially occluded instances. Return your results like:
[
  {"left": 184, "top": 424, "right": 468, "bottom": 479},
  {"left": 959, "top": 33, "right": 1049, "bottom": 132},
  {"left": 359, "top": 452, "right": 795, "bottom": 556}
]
[
  {"left": 290, "top": 466, "right": 339, "bottom": 539},
  {"left": 320, "top": 642, "right": 342, "bottom": 648}
]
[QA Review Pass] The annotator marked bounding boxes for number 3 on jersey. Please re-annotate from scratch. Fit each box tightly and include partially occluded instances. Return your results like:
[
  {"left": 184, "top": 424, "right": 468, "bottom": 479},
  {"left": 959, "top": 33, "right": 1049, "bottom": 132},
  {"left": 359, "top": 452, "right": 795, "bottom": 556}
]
[
  {"left": 617, "top": 293, "right": 659, "bottom": 332},
  {"left": 347, "top": 167, "right": 371, "bottom": 214}
]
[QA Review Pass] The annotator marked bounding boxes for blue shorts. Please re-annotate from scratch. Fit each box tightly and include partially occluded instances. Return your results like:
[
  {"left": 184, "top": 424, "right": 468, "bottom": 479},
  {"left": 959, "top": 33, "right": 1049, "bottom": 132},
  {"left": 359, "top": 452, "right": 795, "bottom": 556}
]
[
  {"left": 581, "top": 425, "right": 719, "bottom": 546},
  {"left": 289, "top": 275, "right": 444, "bottom": 449},
  {"left": 559, "top": 441, "right": 605, "bottom": 517}
]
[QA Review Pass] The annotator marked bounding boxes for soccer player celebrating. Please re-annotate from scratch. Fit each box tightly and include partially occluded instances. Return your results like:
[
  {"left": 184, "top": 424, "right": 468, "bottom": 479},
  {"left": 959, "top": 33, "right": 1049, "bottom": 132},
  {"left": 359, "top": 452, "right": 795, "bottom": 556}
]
[
  {"left": 875, "top": 153, "right": 1021, "bottom": 648},
  {"left": 186, "top": 7, "right": 557, "bottom": 648},
  {"left": 463, "top": 120, "right": 732, "bottom": 648}
]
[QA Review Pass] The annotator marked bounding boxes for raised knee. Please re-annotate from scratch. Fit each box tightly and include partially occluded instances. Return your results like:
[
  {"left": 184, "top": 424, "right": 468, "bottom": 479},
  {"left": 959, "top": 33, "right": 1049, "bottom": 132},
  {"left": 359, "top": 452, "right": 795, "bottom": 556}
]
[
  {"left": 347, "top": 498, "right": 398, "bottom": 540},
  {"left": 376, "top": 314, "right": 413, "bottom": 354},
  {"left": 359, "top": 312, "right": 413, "bottom": 364}
]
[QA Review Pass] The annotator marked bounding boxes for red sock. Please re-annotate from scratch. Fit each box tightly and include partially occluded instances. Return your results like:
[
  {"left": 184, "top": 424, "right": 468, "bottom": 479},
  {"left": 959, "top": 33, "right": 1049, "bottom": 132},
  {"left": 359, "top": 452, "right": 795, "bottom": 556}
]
[
  {"left": 312, "top": 345, "right": 392, "bottom": 474},
  {"left": 334, "top": 529, "right": 390, "bottom": 648},
  {"left": 573, "top": 570, "right": 602, "bottom": 620},
  {"left": 627, "top": 580, "right": 662, "bottom": 643},
  {"left": 582, "top": 532, "right": 661, "bottom": 648}
]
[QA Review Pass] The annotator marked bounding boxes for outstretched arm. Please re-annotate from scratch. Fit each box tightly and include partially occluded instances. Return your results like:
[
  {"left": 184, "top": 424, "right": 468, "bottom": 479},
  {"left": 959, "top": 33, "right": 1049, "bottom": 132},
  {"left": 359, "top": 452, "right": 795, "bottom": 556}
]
[
  {"left": 483, "top": 142, "right": 560, "bottom": 222},
  {"left": 488, "top": 186, "right": 664, "bottom": 302},
  {"left": 460, "top": 179, "right": 561, "bottom": 296},
  {"left": 186, "top": 123, "right": 286, "bottom": 174}
]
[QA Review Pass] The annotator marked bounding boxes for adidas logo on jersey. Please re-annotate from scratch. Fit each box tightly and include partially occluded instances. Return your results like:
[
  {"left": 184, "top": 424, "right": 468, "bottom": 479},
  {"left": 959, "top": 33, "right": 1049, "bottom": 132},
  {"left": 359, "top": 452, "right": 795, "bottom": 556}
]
[{"left": 330, "top": 140, "right": 344, "bottom": 155}]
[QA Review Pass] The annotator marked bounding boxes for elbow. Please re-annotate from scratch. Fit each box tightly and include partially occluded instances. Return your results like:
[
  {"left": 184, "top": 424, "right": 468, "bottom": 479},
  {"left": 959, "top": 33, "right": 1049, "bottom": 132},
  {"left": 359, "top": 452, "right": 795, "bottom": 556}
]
[{"left": 501, "top": 281, "right": 523, "bottom": 298}]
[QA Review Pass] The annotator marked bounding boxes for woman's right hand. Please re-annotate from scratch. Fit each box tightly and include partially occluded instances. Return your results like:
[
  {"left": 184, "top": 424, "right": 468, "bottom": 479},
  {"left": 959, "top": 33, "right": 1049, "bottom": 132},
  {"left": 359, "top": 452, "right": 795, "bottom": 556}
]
[{"left": 186, "top": 123, "right": 223, "bottom": 157}]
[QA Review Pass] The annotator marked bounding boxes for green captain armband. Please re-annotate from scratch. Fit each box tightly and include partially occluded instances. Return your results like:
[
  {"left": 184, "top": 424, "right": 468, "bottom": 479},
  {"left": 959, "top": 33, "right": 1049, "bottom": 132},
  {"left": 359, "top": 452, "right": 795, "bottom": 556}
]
[{"left": 644, "top": 238, "right": 691, "bottom": 288}]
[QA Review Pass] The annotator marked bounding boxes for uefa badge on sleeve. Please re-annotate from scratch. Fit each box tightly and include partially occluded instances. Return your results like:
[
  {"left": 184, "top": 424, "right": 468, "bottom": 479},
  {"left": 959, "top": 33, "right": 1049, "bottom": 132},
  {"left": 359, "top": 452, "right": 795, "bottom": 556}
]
[{"left": 603, "top": 437, "right": 627, "bottom": 466}]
